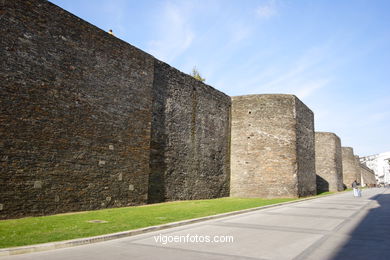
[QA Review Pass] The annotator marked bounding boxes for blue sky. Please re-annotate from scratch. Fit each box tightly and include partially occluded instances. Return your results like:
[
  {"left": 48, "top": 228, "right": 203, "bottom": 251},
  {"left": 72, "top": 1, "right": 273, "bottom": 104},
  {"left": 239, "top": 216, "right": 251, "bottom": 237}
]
[{"left": 50, "top": 0, "right": 389, "bottom": 156}]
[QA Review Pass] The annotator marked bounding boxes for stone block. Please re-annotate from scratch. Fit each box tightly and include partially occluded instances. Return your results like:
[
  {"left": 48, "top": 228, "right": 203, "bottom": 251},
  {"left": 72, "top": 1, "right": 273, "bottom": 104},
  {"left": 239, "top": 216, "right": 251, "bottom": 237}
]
[{"left": 33, "top": 181, "right": 43, "bottom": 189}]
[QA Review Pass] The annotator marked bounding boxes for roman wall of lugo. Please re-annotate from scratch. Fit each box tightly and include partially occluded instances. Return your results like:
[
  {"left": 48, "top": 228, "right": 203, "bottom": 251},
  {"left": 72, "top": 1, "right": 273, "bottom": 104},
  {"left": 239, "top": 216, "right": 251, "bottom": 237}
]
[
  {"left": 315, "top": 132, "right": 343, "bottom": 192},
  {"left": 355, "top": 157, "right": 376, "bottom": 186},
  {"left": 0, "top": 0, "right": 230, "bottom": 219},
  {"left": 341, "top": 147, "right": 361, "bottom": 188},
  {"left": 359, "top": 164, "right": 377, "bottom": 186},
  {"left": 0, "top": 0, "right": 372, "bottom": 219},
  {"left": 230, "top": 95, "right": 316, "bottom": 198}
]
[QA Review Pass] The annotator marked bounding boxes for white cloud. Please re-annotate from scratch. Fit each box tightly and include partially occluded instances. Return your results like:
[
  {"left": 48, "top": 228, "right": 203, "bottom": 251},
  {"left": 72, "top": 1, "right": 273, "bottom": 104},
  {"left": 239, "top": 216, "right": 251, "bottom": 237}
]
[
  {"left": 147, "top": 1, "right": 195, "bottom": 63},
  {"left": 211, "top": 44, "right": 336, "bottom": 100},
  {"left": 229, "top": 22, "right": 252, "bottom": 44},
  {"left": 256, "top": 0, "right": 278, "bottom": 19},
  {"left": 370, "top": 111, "right": 390, "bottom": 122},
  {"left": 295, "top": 78, "right": 331, "bottom": 99},
  {"left": 234, "top": 45, "right": 333, "bottom": 99}
]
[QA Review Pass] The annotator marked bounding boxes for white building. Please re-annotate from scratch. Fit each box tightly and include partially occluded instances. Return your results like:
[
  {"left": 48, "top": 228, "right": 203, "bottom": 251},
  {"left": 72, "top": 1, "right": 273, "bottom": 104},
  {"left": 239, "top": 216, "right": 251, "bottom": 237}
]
[{"left": 360, "top": 151, "right": 390, "bottom": 184}]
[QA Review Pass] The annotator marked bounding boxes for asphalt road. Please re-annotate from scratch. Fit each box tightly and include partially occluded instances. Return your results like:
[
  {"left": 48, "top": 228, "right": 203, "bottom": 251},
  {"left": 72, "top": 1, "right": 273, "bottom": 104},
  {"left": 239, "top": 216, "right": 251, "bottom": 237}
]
[{"left": 3, "top": 188, "right": 390, "bottom": 260}]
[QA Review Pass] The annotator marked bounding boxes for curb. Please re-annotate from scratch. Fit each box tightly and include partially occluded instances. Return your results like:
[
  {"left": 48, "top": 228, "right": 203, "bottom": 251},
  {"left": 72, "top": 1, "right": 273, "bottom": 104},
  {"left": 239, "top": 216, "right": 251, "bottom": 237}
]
[{"left": 0, "top": 193, "right": 337, "bottom": 256}]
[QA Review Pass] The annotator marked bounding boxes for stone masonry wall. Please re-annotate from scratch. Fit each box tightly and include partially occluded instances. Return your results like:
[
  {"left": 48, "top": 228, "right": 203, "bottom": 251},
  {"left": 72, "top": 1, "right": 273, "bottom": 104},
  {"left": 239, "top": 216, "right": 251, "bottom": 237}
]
[
  {"left": 148, "top": 61, "right": 231, "bottom": 203},
  {"left": 341, "top": 147, "right": 360, "bottom": 188},
  {"left": 1, "top": 0, "right": 232, "bottom": 219},
  {"left": 230, "top": 94, "right": 316, "bottom": 198},
  {"left": 315, "top": 132, "right": 343, "bottom": 192},
  {"left": 358, "top": 164, "right": 376, "bottom": 186},
  {"left": 354, "top": 156, "right": 362, "bottom": 185},
  {"left": 0, "top": 0, "right": 155, "bottom": 219},
  {"left": 295, "top": 97, "right": 317, "bottom": 196}
]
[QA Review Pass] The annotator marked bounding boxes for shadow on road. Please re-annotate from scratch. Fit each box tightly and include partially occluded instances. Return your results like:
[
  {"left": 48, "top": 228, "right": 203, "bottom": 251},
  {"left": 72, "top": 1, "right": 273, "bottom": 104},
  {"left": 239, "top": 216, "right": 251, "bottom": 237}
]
[{"left": 331, "top": 190, "right": 390, "bottom": 260}]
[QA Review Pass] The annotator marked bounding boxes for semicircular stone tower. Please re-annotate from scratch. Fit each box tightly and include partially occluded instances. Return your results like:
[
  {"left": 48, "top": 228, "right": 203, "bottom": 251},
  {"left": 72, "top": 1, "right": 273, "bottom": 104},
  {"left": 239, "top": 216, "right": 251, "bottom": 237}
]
[
  {"left": 341, "top": 147, "right": 361, "bottom": 188},
  {"left": 230, "top": 94, "right": 316, "bottom": 198},
  {"left": 315, "top": 132, "right": 343, "bottom": 192}
]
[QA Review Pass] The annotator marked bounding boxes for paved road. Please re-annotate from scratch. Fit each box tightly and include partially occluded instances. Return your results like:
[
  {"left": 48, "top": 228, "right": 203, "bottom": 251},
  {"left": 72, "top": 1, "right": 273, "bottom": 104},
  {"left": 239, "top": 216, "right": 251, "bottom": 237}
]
[{"left": 3, "top": 188, "right": 390, "bottom": 260}]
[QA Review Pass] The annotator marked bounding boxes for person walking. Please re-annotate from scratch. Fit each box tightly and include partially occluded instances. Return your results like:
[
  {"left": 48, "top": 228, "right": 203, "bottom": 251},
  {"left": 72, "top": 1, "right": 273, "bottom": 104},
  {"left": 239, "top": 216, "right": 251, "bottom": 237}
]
[{"left": 352, "top": 180, "right": 361, "bottom": 197}]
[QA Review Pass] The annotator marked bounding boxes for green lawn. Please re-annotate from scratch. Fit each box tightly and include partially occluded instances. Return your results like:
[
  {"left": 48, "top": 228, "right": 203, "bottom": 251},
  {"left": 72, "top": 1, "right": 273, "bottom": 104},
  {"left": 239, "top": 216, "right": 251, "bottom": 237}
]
[{"left": 0, "top": 197, "right": 296, "bottom": 248}]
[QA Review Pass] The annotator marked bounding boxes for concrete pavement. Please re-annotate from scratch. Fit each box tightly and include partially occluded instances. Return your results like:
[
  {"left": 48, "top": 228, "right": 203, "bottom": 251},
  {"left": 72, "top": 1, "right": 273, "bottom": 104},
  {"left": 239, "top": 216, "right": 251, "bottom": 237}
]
[{"left": 2, "top": 188, "right": 390, "bottom": 260}]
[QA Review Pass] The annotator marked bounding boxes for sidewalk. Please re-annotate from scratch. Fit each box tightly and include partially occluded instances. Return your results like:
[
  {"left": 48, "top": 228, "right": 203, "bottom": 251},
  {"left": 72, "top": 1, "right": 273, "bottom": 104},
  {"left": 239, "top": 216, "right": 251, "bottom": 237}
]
[{"left": 2, "top": 188, "right": 389, "bottom": 260}]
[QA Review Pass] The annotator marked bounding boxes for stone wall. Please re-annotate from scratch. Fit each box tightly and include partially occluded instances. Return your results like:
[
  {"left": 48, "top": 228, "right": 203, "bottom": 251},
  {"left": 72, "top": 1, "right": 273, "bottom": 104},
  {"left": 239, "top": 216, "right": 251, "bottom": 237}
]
[
  {"left": 4, "top": 0, "right": 370, "bottom": 219},
  {"left": 230, "top": 94, "right": 316, "bottom": 198},
  {"left": 315, "top": 132, "right": 343, "bottom": 192},
  {"left": 148, "top": 60, "right": 231, "bottom": 203},
  {"left": 295, "top": 97, "right": 317, "bottom": 196},
  {"left": 341, "top": 147, "right": 360, "bottom": 188},
  {"left": 0, "top": 0, "right": 155, "bottom": 219},
  {"left": 0, "top": 0, "right": 231, "bottom": 219},
  {"left": 359, "top": 152, "right": 390, "bottom": 184},
  {"left": 358, "top": 164, "right": 376, "bottom": 186},
  {"left": 354, "top": 156, "right": 362, "bottom": 185}
]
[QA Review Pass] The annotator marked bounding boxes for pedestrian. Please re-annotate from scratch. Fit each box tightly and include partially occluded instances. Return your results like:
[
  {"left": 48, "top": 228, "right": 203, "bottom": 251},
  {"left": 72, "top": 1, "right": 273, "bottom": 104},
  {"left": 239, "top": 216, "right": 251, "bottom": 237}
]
[{"left": 352, "top": 180, "right": 361, "bottom": 197}]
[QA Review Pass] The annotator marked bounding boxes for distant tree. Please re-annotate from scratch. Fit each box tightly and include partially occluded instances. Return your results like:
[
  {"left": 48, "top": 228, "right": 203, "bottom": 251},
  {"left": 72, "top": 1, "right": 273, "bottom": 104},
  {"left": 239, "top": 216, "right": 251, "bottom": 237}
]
[{"left": 190, "top": 66, "right": 205, "bottom": 82}]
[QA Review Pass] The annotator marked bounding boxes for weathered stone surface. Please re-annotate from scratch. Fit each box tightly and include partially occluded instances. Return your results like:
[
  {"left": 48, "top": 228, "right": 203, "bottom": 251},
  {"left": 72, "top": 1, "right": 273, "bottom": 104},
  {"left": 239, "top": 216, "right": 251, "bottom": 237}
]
[
  {"left": 358, "top": 163, "right": 376, "bottom": 186},
  {"left": 341, "top": 147, "right": 360, "bottom": 188},
  {"left": 295, "top": 97, "right": 317, "bottom": 197},
  {"left": 1, "top": 0, "right": 232, "bottom": 219},
  {"left": 315, "top": 132, "right": 343, "bottom": 192},
  {"left": 1, "top": 0, "right": 154, "bottom": 219},
  {"left": 354, "top": 156, "right": 362, "bottom": 184},
  {"left": 230, "top": 94, "right": 316, "bottom": 198},
  {"left": 148, "top": 61, "right": 231, "bottom": 203}
]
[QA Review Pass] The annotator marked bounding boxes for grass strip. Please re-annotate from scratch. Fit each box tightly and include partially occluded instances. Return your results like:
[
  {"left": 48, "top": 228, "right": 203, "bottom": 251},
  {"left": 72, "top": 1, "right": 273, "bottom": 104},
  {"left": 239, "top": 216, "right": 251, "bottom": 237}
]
[{"left": 0, "top": 197, "right": 296, "bottom": 248}]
